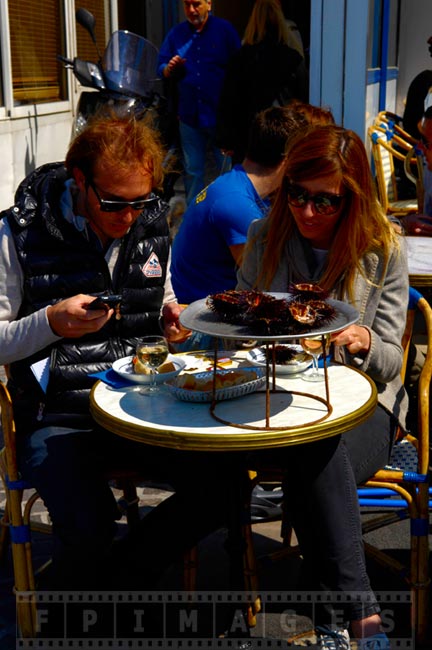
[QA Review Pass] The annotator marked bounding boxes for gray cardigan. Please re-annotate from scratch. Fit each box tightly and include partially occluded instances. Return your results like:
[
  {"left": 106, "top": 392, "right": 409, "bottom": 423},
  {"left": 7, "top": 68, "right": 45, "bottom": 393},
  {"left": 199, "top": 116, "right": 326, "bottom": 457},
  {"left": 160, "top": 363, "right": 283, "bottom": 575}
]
[{"left": 237, "top": 219, "right": 410, "bottom": 429}]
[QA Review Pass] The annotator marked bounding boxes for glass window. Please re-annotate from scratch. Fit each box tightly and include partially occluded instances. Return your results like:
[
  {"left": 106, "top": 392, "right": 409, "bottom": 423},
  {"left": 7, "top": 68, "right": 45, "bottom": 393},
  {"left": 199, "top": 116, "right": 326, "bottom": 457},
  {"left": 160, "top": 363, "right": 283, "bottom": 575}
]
[
  {"left": 367, "top": 0, "right": 400, "bottom": 70},
  {"left": 8, "top": 0, "right": 67, "bottom": 105},
  {"left": 75, "top": 0, "right": 110, "bottom": 61},
  {"left": 0, "top": 47, "right": 4, "bottom": 107}
]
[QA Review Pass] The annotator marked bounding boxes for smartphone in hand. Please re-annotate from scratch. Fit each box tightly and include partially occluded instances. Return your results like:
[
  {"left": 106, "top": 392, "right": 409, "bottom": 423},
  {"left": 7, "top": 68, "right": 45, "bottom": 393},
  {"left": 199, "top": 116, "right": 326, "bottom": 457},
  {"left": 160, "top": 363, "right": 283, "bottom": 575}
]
[{"left": 87, "top": 294, "right": 122, "bottom": 311}]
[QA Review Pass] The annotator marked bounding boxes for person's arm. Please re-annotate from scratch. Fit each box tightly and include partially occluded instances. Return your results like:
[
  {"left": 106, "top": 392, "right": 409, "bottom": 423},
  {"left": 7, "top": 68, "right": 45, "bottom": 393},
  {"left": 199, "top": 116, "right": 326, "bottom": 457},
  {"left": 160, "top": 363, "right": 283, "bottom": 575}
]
[
  {"left": 0, "top": 219, "right": 60, "bottom": 365},
  {"left": 229, "top": 243, "right": 245, "bottom": 266},
  {"left": 157, "top": 28, "right": 186, "bottom": 79},
  {"left": 162, "top": 250, "right": 177, "bottom": 305},
  {"left": 236, "top": 220, "right": 266, "bottom": 290},
  {"left": 0, "top": 219, "right": 114, "bottom": 365},
  {"left": 334, "top": 242, "right": 409, "bottom": 384},
  {"left": 399, "top": 213, "right": 432, "bottom": 235},
  {"left": 160, "top": 250, "right": 191, "bottom": 343}
]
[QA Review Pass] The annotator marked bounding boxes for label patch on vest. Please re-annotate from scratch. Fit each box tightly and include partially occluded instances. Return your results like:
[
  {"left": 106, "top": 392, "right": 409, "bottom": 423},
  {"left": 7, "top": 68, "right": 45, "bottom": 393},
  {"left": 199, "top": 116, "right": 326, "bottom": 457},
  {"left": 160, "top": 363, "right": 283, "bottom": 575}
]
[{"left": 142, "top": 252, "right": 163, "bottom": 278}]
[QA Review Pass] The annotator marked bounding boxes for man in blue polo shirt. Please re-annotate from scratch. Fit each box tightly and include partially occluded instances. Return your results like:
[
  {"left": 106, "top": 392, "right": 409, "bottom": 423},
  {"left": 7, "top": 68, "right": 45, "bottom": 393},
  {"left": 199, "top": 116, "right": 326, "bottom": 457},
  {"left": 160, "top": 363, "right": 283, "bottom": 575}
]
[
  {"left": 171, "top": 106, "right": 304, "bottom": 305},
  {"left": 158, "top": 0, "right": 240, "bottom": 204}
]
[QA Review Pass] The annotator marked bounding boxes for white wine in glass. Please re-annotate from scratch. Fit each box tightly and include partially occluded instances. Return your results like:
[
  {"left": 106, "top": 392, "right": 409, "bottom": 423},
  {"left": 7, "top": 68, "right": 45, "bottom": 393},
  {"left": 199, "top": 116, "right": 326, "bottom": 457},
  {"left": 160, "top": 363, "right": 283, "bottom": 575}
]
[
  {"left": 300, "top": 334, "right": 330, "bottom": 382},
  {"left": 136, "top": 335, "right": 169, "bottom": 393}
]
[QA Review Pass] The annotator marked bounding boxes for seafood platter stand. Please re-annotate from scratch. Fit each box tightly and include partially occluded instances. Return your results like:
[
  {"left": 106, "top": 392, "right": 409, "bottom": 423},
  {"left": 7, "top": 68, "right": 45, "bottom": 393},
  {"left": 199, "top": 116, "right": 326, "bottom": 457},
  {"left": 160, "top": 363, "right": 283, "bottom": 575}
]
[{"left": 90, "top": 290, "right": 378, "bottom": 594}]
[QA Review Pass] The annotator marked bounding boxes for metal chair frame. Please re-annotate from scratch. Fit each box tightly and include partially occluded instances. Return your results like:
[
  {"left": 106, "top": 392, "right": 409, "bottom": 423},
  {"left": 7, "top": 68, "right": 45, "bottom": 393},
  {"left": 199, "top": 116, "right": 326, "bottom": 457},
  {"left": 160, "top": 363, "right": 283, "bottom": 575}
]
[
  {"left": 0, "top": 378, "right": 143, "bottom": 638},
  {"left": 374, "top": 111, "right": 419, "bottom": 147},
  {"left": 358, "top": 287, "right": 432, "bottom": 644},
  {"left": 368, "top": 124, "right": 419, "bottom": 216}
]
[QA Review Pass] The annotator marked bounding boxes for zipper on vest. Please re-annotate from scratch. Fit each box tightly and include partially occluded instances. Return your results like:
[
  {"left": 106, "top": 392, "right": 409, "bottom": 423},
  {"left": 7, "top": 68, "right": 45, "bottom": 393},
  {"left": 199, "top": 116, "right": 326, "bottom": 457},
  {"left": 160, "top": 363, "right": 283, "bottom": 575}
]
[{"left": 36, "top": 402, "right": 45, "bottom": 421}]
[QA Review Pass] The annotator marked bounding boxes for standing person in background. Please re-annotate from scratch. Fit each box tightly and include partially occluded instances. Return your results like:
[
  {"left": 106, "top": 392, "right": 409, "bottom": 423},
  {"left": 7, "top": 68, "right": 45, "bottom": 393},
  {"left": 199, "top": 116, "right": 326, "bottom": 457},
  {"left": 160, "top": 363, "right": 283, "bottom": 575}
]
[
  {"left": 401, "top": 107, "right": 432, "bottom": 234},
  {"left": 402, "top": 35, "right": 432, "bottom": 140},
  {"left": 278, "top": 0, "right": 305, "bottom": 59},
  {"left": 157, "top": 0, "right": 240, "bottom": 205},
  {"left": 217, "top": 0, "right": 308, "bottom": 164}
]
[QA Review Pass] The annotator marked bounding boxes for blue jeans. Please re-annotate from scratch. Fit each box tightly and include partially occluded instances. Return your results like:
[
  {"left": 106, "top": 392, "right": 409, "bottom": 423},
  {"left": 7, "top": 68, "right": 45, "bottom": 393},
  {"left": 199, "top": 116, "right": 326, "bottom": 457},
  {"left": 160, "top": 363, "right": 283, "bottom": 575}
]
[{"left": 179, "top": 121, "right": 226, "bottom": 204}]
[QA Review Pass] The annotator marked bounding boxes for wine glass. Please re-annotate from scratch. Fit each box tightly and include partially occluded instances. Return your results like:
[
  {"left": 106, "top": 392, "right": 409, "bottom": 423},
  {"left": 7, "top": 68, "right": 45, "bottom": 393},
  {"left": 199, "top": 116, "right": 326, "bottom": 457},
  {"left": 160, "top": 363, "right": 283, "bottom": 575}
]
[
  {"left": 136, "top": 335, "right": 169, "bottom": 393},
  {"left": 300, "top": 334, "right": 330, "bottom": 382}
]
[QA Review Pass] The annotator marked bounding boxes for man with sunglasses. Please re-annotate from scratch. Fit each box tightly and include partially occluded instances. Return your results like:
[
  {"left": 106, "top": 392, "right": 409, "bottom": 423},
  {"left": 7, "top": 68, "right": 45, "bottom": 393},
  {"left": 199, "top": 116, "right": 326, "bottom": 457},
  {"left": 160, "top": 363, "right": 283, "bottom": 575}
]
[{"left": 0, "top": 114, "right": 199, "bottom": 590}]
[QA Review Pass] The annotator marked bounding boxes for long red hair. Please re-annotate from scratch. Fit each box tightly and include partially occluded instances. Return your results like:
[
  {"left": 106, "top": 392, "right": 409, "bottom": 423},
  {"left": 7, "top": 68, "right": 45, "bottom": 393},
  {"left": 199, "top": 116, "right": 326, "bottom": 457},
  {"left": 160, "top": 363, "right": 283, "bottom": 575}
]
[{"left": 256, "top": 125, "right": 399, "bottom": 298}]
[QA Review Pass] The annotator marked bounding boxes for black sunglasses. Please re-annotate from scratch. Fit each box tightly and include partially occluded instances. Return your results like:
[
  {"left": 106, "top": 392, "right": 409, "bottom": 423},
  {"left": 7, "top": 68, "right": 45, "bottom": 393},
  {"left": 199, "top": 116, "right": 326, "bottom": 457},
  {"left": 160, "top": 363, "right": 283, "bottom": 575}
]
[
  {"left": 86, "top": 178, "right": 157, "bottom": 212},
  {"left": 286, "top": 182, "right": 346, "bottom": 215}
]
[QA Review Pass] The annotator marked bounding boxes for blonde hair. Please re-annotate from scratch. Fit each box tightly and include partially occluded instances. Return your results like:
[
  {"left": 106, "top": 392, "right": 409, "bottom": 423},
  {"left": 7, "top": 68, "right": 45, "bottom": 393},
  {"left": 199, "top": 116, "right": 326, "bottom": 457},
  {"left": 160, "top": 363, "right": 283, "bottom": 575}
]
[
  {"left": 66, "top": 112, "right": 166, "bottom": 191},
  {"left": 257, "top": 125, "right": 399, "bottom": 299},
  {"left": 243, "top": 0, "right": 289, "bottom": 45}
]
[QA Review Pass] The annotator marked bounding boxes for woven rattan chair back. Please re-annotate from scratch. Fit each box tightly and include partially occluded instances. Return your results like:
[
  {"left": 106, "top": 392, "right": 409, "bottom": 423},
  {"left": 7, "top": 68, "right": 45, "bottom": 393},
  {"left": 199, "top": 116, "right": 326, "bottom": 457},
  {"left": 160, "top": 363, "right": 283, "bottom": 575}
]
[{"left": 368, "top": 124, "right": 419, "bottom": 216}]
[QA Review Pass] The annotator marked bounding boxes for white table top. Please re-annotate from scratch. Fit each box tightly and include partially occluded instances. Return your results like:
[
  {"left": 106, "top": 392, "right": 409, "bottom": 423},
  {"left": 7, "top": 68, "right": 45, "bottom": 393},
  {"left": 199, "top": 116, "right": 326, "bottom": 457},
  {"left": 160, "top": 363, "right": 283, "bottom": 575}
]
[
  {"left": 90, "top": 362, "right": 377, "bottom": 451},
  {"left": 406, "top": 236, "right": 432, "bottom": 286}
]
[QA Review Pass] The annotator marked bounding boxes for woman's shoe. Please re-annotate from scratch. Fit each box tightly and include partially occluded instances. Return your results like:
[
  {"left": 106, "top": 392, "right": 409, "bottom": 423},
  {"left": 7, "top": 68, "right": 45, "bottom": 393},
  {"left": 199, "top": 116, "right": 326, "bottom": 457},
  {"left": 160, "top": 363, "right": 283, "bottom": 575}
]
[{"left": 316, "top": 625, "right": 351, "bottom": 649}]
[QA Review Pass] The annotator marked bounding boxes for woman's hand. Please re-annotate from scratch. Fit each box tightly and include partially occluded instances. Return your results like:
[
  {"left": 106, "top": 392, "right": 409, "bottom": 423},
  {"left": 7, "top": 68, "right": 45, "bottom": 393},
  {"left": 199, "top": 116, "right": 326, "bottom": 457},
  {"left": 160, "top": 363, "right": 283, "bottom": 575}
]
[
  {"left": 401, "top": 213, "right": 432, "bottom": 235},
  {"left": 330, "top": 324, "right": 371, "bottom": 356}
]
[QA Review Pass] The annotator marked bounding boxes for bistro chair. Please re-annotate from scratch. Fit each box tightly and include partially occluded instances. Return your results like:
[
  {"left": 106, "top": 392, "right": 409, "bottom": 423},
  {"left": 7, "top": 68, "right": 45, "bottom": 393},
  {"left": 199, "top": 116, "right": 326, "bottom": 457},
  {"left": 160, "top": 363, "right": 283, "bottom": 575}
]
[
  {"left": 0, "top": 377, "right": 143, "bottom": 638},
  {"left": 358, "top": 286, "right": 432, "bottom": 644},
  {"left": 368, "top": 124, "right": 419, "bottom": 216},
  {"left": 374, "top": 110, "right": 418, "bottom": 147},
  {"left": 403, "top": 145, "right": 425, "bottom": 213}
]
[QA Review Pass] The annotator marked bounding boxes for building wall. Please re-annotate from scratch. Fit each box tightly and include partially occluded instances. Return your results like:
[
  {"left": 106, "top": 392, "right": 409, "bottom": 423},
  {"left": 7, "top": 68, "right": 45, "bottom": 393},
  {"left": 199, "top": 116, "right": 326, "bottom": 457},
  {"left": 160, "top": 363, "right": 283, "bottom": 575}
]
[
  {"left": 0, "top": 112, "right": 72, "bottom": 209},
  {"left": 0, "top": 0, "right": 430, "bottom": 212}
]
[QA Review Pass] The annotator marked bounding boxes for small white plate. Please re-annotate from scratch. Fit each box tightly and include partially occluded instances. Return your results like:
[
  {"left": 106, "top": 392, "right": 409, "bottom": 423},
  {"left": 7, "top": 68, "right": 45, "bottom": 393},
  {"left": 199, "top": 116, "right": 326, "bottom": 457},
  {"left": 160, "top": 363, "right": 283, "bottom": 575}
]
[
  {"left": 112, "top": 354, "right": 186, "bottom": 385},
  {"left": 246, "top": 345, "right": 313, "bottom": 375}
]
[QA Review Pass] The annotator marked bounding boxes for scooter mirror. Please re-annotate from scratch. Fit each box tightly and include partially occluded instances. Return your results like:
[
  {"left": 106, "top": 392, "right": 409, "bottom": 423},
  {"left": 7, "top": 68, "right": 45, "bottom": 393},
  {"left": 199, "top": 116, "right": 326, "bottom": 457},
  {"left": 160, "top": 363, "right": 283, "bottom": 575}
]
[{"left": 76, "top": 8, "right": 97, "bottom": 45}]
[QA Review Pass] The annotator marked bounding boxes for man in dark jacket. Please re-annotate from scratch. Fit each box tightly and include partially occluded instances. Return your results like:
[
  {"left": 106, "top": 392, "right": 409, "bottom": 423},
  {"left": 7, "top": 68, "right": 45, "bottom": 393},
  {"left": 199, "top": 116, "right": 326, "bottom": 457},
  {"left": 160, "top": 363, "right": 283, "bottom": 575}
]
[{"left": 0, "top": 115, "right": 210, "bottom": 589}]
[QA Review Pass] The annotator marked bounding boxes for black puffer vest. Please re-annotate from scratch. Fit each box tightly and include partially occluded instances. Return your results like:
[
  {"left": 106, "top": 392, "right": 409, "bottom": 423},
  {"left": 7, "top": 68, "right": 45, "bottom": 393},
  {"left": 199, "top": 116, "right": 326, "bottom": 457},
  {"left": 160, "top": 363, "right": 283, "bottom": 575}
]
[{"left": 2, "top": 163, "right": 171, "bottom": 434}]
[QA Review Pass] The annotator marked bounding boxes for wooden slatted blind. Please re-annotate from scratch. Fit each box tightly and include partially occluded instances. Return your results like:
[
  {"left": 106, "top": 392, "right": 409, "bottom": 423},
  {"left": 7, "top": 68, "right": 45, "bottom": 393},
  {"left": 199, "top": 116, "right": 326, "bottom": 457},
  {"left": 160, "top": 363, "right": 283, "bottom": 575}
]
[
  {"left": 75, "top": 0, "right": 110, "bottom": 62},
  {"left": 8, "top": 0, "right": 67, "bottom": 104}
]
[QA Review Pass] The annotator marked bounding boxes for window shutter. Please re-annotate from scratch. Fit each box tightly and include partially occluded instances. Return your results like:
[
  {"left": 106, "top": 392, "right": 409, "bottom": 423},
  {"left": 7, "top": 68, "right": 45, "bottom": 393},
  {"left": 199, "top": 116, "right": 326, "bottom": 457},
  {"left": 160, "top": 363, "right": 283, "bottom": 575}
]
[{"left": 8, "top": 0, "right": 67, "bottom": 104}]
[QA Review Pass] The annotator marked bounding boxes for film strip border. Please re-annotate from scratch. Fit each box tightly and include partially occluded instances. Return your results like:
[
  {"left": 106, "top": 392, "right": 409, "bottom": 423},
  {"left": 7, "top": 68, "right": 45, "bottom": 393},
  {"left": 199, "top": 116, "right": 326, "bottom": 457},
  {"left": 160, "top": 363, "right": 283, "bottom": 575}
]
[{"left": 16, "top": 589, "right": 414, "bottom": 650}]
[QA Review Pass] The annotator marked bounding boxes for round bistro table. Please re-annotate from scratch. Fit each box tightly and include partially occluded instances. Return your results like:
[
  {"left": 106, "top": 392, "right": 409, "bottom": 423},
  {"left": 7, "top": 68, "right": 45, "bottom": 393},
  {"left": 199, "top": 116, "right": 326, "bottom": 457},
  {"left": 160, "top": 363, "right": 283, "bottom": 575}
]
[{"left": 90, "top": 363, "right": 377, "bottom": 452}]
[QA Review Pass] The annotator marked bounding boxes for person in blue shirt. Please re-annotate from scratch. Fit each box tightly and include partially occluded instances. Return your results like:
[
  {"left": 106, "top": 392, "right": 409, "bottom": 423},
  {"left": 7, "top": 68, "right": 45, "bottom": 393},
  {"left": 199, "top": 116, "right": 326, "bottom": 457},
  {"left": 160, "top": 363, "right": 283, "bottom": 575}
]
[
  {"left": 171, "top": 102, "right": 335, "bottom": 306},
  {"left": 157, "top": 0, "right": 240, "bottom": 205}
]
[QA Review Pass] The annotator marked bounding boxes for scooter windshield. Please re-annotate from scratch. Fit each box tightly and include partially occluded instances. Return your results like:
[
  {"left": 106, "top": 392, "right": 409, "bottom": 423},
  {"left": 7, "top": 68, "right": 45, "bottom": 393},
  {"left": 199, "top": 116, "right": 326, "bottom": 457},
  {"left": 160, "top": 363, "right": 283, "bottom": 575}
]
[{"left": 103, "top": 30, "right": 159, "bottom": 97}]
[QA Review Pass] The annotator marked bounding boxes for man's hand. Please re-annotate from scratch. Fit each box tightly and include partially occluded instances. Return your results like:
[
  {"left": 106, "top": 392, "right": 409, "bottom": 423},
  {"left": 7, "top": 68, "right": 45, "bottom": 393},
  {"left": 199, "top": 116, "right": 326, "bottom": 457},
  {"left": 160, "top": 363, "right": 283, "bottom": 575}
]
[
  {"left": 163, "top": 55, "right": 186, "bottom": 78},
  {"left": 47, "top": 294, "right": 114, "bottom": 338},
  {"left": 161, "top": 302, "right": 191, "bottom": 343},
  {"left": 401, "top": 213, "right": 432, "bottom": 235}
]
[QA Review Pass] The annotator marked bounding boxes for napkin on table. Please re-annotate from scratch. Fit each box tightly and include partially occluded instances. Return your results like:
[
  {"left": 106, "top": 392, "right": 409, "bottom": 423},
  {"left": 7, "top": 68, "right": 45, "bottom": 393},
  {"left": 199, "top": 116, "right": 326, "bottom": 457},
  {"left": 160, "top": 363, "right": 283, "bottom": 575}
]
[{"left": 88, "top": 368, "right": 134, "bottom": 389}]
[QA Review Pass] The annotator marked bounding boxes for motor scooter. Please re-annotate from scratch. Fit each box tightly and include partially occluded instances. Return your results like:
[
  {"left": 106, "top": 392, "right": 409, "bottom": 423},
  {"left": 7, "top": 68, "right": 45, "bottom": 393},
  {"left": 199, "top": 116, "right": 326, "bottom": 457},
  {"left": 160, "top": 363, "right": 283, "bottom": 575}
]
[{"left": 59, "top": 8, "right": 179, "bottom": 199}]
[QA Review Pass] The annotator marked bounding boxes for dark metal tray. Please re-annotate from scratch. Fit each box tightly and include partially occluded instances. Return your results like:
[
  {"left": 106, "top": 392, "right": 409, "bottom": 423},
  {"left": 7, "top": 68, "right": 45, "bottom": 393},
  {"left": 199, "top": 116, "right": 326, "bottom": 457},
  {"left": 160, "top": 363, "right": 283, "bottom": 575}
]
[{"left": 179, "top": 292, "right": 359, "bottom": 341}]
